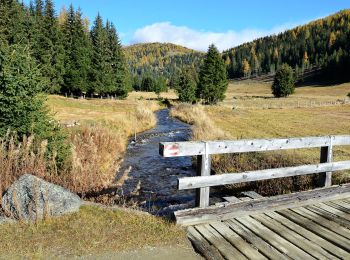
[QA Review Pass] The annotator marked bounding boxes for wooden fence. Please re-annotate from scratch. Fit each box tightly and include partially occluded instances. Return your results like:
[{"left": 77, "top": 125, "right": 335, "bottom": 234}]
[{"left": 159, "top": 135, "right": 350, "bottom": 208}]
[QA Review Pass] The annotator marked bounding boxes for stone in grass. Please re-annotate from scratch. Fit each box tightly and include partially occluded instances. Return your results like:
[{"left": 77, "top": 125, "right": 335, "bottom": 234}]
[
  {"left": 0, "top": 216, "right": 15, "bottom": 224},
  {"left": 2, "top": 174, "right": 81, "bottom": 221}
]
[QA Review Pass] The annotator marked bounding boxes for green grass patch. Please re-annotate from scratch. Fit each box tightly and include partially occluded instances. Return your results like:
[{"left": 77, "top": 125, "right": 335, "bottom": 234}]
[{"left": 0, "top": 206, "right": 187, "bottom": 258}]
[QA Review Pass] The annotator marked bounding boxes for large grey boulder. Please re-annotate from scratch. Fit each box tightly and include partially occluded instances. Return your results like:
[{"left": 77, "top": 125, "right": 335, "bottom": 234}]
[{"left": 2, "top": 174, "right": 81, "bottom": 221}]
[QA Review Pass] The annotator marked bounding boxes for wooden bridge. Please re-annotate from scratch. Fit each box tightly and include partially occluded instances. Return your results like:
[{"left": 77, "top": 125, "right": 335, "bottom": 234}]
[{"left": 160, "top": 135, "right": 350, "bottom": 259}]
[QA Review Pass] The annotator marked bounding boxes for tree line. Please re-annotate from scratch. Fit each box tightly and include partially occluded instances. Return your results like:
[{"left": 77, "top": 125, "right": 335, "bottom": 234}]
[
  {"left": 0, "top": 0, "right": 131, "bottom": 98},
  {"left": 222, "top": 10, "right": 350, "bottom": 83},
  {"left": 124, "top": 42, "right": 203, "bottom": 83}
]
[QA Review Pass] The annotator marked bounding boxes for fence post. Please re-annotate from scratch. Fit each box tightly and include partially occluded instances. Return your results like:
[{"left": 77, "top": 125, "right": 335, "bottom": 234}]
[
  {"left": 196, "top": 142, "right": 211, "bottom": 208},
  {"left": 319, "top": 136, "right": 333, "bottom": 187}
]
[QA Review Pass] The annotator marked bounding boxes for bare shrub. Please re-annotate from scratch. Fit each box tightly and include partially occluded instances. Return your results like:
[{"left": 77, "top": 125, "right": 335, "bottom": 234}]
[
  {"left": 61, "top": 125, "right": 125, "bottom": 195},
  {"left": 0, "top": 133, "right": 48, "bottom": 203}
]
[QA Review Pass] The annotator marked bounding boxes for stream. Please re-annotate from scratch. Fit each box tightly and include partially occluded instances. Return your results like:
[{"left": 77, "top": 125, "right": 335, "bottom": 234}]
[{"left": 116, "top": 109, "right": 197, "bottom": 215}]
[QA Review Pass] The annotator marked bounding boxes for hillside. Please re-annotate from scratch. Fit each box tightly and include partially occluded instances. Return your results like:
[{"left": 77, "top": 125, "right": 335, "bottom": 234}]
[
  {"left": 223, "top": 10, "right": 350, "bottom": 83},
  {"left": 124, "top": 43, "right": 204, "bottom": 80}
]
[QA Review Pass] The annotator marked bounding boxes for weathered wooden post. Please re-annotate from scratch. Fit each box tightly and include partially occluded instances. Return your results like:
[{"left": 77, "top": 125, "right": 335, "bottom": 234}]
[
  {"left": 319, "top": 136, "right": 333, "bottom": 187},
  {"left": 196, "top": 142, "right": 211, "bottom": 208}
]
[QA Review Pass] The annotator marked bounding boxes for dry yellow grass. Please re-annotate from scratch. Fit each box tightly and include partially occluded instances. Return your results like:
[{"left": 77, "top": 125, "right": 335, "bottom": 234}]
[
  {"left": 45, "top": 95, "right": 160, "bottom": 195},
  {"left": 127, "top": 89, "right": 178, "bottom": 101},
  {"left": 0, "top": 206, "right": 187, "bottom": 258},
  {"left": 171, "top": 103, "right": 227, "bottom": 141},
  {"left": 172, "top": 82, "right": 350, "bottom": 193},
  {"left": 223, "top": 80, "right": 350, "bottom": 109},
  {"left": 48, "top": 95, "right": 159, "bottom": 135}
]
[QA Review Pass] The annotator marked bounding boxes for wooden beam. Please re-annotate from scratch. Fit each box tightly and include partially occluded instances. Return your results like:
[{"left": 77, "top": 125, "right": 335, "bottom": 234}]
[
  {"left": 175, "top": 184, "right": 350, "bottom": 226},
  {"left": 319, "top": 141, "right": 333, "bottom": 187},
  {"left": 178, "top": 161, "right": 350, "bottom": 190},
  {"left": 159, "top": 135, "right": 350, "bottom": 157},
  {"left": 195, "top": 151, "right": 211, "bottom": 208}
]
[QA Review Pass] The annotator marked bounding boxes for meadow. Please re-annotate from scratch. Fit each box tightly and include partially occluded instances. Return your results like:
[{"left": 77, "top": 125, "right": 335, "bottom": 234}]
[
  {"left": 223, "top": 80, "right": 350, "bottom": 109},
  {"left": 172, "top": 80, "right": 350, "bottom": 194}
]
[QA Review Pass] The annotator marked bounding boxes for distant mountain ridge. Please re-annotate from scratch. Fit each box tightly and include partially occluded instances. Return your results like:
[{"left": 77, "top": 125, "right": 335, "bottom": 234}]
[
  {"left": 124, "top": 42, "right": 204, "bottom": 80},
  {"left": 222, "top": 9, "right": 350, "bottom": 82}
]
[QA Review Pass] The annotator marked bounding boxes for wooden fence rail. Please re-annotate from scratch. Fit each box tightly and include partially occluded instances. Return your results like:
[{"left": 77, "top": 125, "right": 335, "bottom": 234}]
[{"left": 159, "top": 135, "right": 350, "bottom": 208}]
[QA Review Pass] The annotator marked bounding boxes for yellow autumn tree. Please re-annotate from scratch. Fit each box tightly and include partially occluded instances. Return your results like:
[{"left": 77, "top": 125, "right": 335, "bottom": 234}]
[{"left": 242, "top": 59, "right": 250, "bottom": 77}]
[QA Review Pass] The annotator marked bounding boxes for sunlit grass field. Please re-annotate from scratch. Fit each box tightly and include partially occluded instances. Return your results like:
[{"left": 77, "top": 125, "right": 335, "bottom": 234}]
[{"left": 223, "top": 80, "right": 350, "bottom": 109}]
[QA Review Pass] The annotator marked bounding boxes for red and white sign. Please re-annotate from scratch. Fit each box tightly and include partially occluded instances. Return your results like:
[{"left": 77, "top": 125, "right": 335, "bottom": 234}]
[{"left": 164, "top": 144, "right": 180, "bottom": 157}]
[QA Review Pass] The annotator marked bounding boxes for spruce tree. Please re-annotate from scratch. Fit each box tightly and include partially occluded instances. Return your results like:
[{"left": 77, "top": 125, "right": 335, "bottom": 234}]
[
  {"left": 106, "top": 21, "right": 131, "bottom": 98},
  {"left": 0, "top": 0, "right": 29, "bottom": 45},
  {"left": 42, "top": 0, "right": 65, "bottom": 93},
  {"left": 271, "top": 63, "right": 295, "bottom": 97},
  {"left": 197, "top": 44, "right": 228, "bottom": 104},
  {"left": 90, "top": 13, "right": 110, "bottom": 96},
  {"left": 62, "top": 5, "right": 91, "bottom": 95},
  {"left": 176, "top": 68, "right": 197, "bottom": 103},
  {"left": 0, "top": 44, "right": 70, "bottom": 168}
]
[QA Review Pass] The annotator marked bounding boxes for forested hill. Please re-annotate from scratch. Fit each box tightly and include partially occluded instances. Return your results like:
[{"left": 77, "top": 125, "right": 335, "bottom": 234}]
[
  {"left": 124, "top": 43, "right": 204, "bottom": 80},
  {"left": 223, "top": 10, "right": 350, "bottom": 83}
]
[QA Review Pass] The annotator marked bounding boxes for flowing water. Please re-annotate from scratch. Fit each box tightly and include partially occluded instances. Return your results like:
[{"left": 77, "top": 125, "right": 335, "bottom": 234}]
[{"left": 116, "top": 109, "right": 197, "bottom": 215}]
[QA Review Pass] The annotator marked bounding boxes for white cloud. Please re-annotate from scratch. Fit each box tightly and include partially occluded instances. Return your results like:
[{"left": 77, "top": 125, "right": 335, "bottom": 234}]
[{"left": 130, "top": 22, "right": 298, "bottom": 52}]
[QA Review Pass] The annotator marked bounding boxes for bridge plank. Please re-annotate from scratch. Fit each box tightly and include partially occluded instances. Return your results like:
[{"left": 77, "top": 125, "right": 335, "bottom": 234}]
[
  {"left": 265, "top": 211, "right": 348, "bottom": 258},
  {"left": 175, "top": 184, "right": 350, "bottom": 225},
  {"left": 195, "top": 224, "right": 247, "bottom": 260},
  {"left": 252, "top": 213, "right": 335, "bottom": 259},
  {"left": 329, "top": 200, "right": 350, "bottom": 210},
  {"left": 325, "top": 201, "right": 350, "bottom": 213},
  {"left": 160, "top": 135, "right": 350, "bottom": 157},
  {"left": 209, "top": 221, "right": 268, "bottom": 260},
  {"left": 290, "top": 207, "right": 350, "bottom": 238},
  {"left": 223, "top": 196, "right": 241, "bottom": 203},
  {"left": 178, "top": 161, "right": 350, "bottom": 190},
  {"left": 236, "top": 216, "right": 314, "bottom": 259},
  {"left": 241, "top": 191, "right": 263, "bottom": 199},
  {"left": 226, "top": 219, "right": 289, "bottom": 260},
  {"left": 277, "top": 209, "right": 350, "bottom": 251},
  {"left": 311, "top": 203, "right": 350, "bottom": 221},
  {"left": 305, "top": 205, "right": 350, "bottom": 228},
  {"left": 187, "top": 226, "right": 224, "bottom": 260}
]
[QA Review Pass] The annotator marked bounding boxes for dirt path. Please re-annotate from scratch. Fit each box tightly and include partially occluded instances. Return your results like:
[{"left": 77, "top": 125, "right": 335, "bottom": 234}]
[{"left": 80, "top": 245, "right": 202, "bottom": 260}]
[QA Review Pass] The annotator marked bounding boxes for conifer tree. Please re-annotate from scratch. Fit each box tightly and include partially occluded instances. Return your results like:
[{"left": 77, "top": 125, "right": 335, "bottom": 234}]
[
  {"left": 176, "top": 68, "right": 197, "bottom": 103},
  {"left": 62, "top": 5, "right": 91, "bottom": 95},
  {"left": 0, "top": 44, "right": 70, "bottom": 168},
  {"left": 197, "top": 44, "right": 228, "bottom": 105},
  {"left": 272, "top": 63, "right": 295, "bottom": 97},
  {"left": 0, "top": 0, "right": 28, "bottom": 45},
  {"left": 106, "top": 21, "right": 131, "bottom": 98},
  {"left": 41, "top": 0, "right": 65, "bottom": 93},
  {"left": 90, "top": 13, "right": 110, "bottom": 95}
]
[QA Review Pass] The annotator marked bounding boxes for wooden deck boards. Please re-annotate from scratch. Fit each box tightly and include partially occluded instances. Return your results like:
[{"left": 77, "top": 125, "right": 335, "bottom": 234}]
[{"left": 188, "top": 197, "right": 350, "bottom": 259}]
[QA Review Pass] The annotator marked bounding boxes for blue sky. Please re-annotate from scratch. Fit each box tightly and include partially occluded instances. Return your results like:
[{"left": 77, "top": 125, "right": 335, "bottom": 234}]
[{"left": 24, "top": 0, "right": 350, "bottom": 51}]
